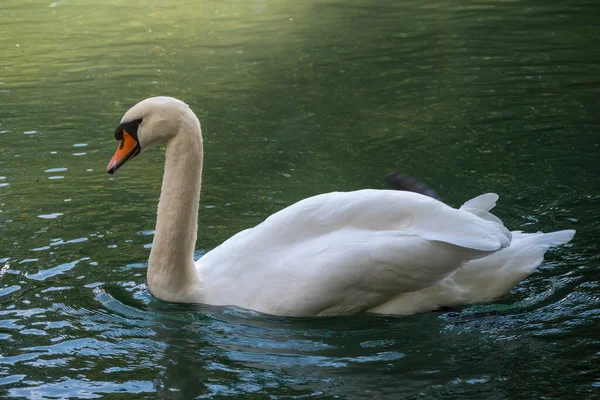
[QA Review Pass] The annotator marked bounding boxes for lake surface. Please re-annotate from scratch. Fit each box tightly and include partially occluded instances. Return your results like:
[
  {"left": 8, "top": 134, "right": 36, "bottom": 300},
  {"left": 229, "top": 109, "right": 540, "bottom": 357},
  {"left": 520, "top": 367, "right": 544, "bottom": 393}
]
[{"left": 1, "top": 0, "right": 599, "bottom": 398}]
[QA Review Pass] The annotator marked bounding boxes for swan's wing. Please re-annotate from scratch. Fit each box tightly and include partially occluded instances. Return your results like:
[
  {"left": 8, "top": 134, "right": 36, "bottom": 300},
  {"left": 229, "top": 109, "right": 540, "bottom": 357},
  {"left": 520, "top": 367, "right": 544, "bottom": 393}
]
[
  {"left": 198, "top": 189, "right": 511, "bottom": 316},
  {"left": 459, "top": 193, "right": 503, "bottom": 223},
  {"left": 260, "top": 189, "right": 510, "bottom": 251}
]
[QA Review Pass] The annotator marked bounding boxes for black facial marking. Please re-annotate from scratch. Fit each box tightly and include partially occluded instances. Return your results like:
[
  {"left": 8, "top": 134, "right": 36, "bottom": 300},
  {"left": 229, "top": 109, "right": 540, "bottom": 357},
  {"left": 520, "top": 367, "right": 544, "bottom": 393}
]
[{"left": 114, "top": 118, "right": 143, "bottom": 141}]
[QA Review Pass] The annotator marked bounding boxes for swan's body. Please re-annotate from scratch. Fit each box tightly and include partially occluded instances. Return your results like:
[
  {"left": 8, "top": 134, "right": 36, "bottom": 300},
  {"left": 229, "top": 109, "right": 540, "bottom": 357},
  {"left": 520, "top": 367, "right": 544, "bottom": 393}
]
[{"left": 107, "top": 97, "right": 575, "bottom": 316}]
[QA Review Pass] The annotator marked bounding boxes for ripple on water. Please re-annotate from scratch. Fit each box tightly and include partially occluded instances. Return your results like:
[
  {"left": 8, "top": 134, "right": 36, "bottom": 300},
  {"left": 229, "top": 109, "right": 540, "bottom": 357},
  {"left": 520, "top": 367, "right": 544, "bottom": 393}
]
[
  {"left": 49, "top": 237, "right": 88, "bottom": 247},
  {"left": 26, "top": 258, "right": 89, "bottom": 281},
  {"left": 19, "top": 259, "right": 39, "bottom": 264},
  {"left": 21, "top": 329, "right": 48, "bottom": 336},
  {"left": 0, "top": 375, "right": 25, "bottom": 386},
  {"left": 121, "top": 262, "right": 147, "bottom": 271},
  {"left": 0, "top": 285, "right": 21, "bottom": 297},
  {"left": 7, "top": 378, "right": 155, "bottom": 398},
  {"left": 38, "top": 213, "right": 63, "bottom": 219}
]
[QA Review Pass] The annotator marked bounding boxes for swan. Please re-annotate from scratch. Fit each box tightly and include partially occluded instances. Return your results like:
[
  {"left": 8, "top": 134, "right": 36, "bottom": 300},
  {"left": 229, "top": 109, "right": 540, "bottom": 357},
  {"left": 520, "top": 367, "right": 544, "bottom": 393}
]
[{"left": 106, "top": 96, "right": 575, "bottom": 316}]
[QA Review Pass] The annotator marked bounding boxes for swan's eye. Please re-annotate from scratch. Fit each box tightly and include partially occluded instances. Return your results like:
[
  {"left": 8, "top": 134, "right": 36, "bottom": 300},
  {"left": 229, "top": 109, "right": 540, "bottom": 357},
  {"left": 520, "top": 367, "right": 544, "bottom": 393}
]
[{"left": 114, "top": 118, "right": 143, "bottom": 141}]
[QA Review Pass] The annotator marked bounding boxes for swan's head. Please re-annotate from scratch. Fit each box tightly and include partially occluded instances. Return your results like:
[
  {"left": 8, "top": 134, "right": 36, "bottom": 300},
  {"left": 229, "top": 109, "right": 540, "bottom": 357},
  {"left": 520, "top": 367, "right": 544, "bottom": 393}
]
[{"left": 107, "top": 96, "right": 194, "bottom": 174}]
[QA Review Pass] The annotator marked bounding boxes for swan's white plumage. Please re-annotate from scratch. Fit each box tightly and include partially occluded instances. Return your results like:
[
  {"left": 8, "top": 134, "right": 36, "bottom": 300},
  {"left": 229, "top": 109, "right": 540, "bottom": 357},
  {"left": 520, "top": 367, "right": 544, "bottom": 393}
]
[
  {"left": 109, "top": 97, "right": 575, "bottom": 317},
  {"left": 197, "top": 189, "right": 511, "bottom": 315}
]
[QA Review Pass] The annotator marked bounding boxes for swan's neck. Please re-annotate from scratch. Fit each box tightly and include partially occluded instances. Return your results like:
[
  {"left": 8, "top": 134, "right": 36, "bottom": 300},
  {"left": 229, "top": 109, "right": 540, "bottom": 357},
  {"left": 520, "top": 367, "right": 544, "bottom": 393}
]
[{"left": 147, "top": 118, "right": 204, "bottom": 302}]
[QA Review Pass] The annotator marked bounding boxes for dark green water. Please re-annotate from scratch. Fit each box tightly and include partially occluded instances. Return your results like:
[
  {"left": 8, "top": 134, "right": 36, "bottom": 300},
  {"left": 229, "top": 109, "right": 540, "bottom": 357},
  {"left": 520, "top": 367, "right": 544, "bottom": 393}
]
[{"left": 1, "top": 0, "right": 599, "bottom": 398}]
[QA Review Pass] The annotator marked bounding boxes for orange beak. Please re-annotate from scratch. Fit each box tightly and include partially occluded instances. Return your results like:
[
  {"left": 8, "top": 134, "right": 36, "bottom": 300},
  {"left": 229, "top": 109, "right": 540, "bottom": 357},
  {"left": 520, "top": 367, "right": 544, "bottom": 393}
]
[{"left": 107, "top": 130, "right": 141, "bottom": 174}]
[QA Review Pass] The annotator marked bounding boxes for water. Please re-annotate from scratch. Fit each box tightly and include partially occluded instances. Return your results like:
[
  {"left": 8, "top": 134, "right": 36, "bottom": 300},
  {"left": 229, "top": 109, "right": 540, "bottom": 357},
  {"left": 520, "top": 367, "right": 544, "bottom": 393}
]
[{"left": 1, "top": 0, "right": 599, "bottom": 398}]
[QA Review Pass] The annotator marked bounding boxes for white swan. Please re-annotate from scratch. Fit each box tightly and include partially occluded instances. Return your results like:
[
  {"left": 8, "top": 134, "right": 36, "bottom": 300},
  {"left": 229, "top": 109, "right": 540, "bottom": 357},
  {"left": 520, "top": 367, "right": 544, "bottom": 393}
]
[{"left": 106, "top": 97, "right": 575, "bottom": 316}]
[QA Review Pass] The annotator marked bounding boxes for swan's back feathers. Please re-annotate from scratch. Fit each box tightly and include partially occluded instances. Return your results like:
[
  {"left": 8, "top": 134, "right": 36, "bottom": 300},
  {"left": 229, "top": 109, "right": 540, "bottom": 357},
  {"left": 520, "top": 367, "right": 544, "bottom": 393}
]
[{"left": 259, "top": 190, "right": 511, "bottom": 252}]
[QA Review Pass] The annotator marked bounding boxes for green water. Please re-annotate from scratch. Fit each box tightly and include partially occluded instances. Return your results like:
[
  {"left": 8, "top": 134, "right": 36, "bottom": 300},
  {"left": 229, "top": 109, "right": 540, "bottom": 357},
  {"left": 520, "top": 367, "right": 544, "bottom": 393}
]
[{"left": 1, "top": 0, "right": 599, "bottom": 398}]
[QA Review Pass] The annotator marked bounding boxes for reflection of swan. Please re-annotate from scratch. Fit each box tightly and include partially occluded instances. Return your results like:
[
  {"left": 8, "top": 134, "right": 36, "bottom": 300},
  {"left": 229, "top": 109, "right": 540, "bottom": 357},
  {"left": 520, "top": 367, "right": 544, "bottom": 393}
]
[{"left": 106, "top": 97, "right": 575, "bottom": 316}]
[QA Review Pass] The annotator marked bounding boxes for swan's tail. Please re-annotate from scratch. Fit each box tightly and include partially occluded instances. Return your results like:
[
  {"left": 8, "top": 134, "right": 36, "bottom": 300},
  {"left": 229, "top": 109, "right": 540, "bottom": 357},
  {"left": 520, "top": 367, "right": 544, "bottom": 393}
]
[
  {"left": 370, "top": 228, "right": 575, "bottom": 315},
  {"left": 527, "top": 229, "right": 576, "bottom": 249},
  {"left": 448, "top": 229, "right": 576, "bottom": 302}
]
